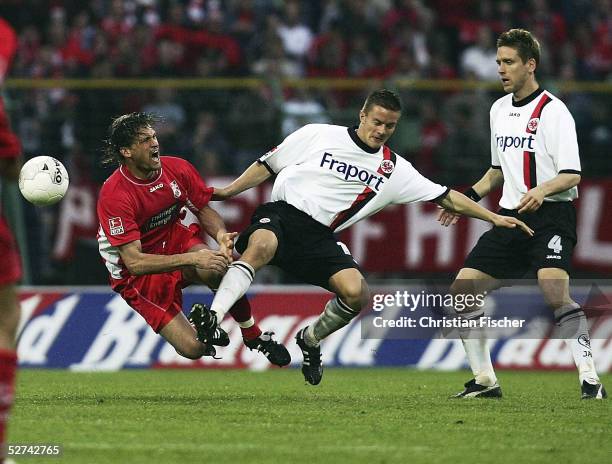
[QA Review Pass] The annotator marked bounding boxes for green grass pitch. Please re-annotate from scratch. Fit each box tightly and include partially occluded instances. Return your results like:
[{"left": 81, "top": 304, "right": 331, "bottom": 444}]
[{"left": 9, "top": 369, "right": 611, "bottom": 463}]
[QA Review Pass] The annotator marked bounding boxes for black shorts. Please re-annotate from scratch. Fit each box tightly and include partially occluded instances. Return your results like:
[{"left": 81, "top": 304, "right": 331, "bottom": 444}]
[
  {"left": 464, "top": 202, "right": 577, "bottom": 279},
  {"left": 235, "top": 201, "right": 360, "bottom": 289}
]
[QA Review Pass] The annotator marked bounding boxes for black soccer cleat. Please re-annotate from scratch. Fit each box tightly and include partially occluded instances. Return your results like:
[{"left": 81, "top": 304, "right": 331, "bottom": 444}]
[
  {"left": 452, "top": 378, "right": 503, "bottom": 398},
  {"left": 295, "top": 327, "right": 323, "bottom": 385},
  {"left": 581, "top": 380, "right": 607, "bottom": 400},
  {"left": 244, "top": 331, "right": 291, "bottom": 367},
  {"left": 188, "top": 303, "right": 229, "bottom": 346}
]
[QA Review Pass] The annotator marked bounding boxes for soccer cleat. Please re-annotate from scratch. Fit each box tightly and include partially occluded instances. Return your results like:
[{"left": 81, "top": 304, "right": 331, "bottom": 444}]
[
  {"left": 295, "top": 327, "right": 323, "bottom": 385},
  {"left": 581, "top": 380, "right": 607, "bottom": 400},
  {"left": 188, "top": 303, "right": 229, "bottom": 346},
  {"left": 244, "top": 331, "right": 291, "bottom": 367},
  {"left": 452, "top": 378, "right": 503, "bottom": 398}
]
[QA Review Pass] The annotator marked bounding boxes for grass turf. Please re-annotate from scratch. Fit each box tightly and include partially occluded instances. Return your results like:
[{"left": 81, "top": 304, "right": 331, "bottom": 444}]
[{"left": 8, "top": 369, "right": 611, "bottom": 464}]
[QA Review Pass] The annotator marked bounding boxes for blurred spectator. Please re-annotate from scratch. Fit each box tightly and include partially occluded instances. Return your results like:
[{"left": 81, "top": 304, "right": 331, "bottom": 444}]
[
  {"left": 460, "top": 26, "right": 498, "bottom": 80},
  {"left": 142, "top": 87, "right": 186, "bottom": 151}
]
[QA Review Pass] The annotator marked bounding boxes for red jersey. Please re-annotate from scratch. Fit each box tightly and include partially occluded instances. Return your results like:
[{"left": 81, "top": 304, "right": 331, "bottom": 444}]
[{"left": 97, "top": 156, "right": 213, "bottom": 287}]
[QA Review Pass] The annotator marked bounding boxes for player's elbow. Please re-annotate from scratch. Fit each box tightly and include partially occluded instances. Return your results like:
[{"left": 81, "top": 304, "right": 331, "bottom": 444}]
[
  {"left": 568, "top": 174, "right": 581, "bottom": 188},
  {"left": 123, "top": 258, "right": 146, "bottom": 276}
]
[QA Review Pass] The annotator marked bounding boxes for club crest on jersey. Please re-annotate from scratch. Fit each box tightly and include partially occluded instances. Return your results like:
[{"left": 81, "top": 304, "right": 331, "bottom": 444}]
[
  {"left": 109, "top": 217, "right": 124, "bottom": 236},
  {"left": 380, "top": 159, "right": 395, "bottom": 174},
  {"left": 170, "top": 180, "right": 181, "bottom": 198},
  {"left": 527, "top": 118, "right": 539, "bottom": 132},
  {"left": 259, "top": 217, "right": 271, "bottom": 223}
]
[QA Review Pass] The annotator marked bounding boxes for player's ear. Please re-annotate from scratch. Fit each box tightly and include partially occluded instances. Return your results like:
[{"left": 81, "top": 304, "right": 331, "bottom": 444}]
[
  {"left": 119, "top": 147, "right": 131, "bottom": 159},
  {"left": 527, "top": 57, "right": 537, "bottom": 73},
  {"left": 359, "top": 109, "right": 366, "bottom": 123}
]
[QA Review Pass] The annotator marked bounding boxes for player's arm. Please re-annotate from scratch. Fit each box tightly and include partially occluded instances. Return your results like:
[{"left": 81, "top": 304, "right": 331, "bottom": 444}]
[
  {"left": 117, "top": 239, "right": 229, "bottom": 276},
  {"left": 212, "top": 161, "right": 271, "bottom": 200},
  {"left": 436, "top": 190, "right": 533, "bottom": 235},
  {"left": 437, "top": 168, "right": 504, "bottom": 226},
  {"left": 517, "top": 173, "right": 580, "bottom": 214},
  {"left": 196, "top": 205, "right": 238, "bottom": 260}
]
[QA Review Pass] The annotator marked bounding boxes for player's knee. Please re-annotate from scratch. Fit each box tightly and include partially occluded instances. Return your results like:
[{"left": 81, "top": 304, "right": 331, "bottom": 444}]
[
  {"left": 247, "top": 232, "right": 278, "bottom": 262},
  {"left": 175, "top": 339, "right": 206, "bottom": 360},
  {"left": 338, "top": 280, "right": 369, "bottom": 312},
  {"left": 450, "top": 279, "right": 475, "bottom": 297}
]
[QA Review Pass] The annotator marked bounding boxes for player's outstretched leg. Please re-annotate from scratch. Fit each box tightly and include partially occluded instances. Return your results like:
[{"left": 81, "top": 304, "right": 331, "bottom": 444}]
[
  {"left": 295, "top": 269, "right": 367, "bottom": 385},
  {"left": 245, "top": 331, "right": 291, "bottom": 367}
]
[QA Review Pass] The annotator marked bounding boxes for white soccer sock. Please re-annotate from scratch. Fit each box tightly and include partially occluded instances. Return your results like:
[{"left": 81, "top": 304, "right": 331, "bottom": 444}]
[
  {"left": 555, "top": 305, "right": 600, "bottom": 384},
  {"left": 210, "top": 261, "right": 255, "bottom": 325},
  {"left": 459, "top": 309, "right": 497, "bottom": 386}
]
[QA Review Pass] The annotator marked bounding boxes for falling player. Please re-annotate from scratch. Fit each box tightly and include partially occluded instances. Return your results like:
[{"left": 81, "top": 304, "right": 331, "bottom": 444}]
[
  {"left": 438, "top": 29, "right": 606, "bottom": 399},
  {"left": 208, "top": 88, "right": 533, "bottom": 385},
  {"left": 97, "top": 113, "right": 290, "bottom": 366}
]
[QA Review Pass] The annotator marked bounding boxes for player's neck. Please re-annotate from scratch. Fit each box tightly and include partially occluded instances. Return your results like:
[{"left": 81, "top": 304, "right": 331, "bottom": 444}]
[
  {"left": 513, "top": 79, "right": 539, "bottom": 102},
  {"left": 123, "top": 162, "right": 159, "bottom": 181}
]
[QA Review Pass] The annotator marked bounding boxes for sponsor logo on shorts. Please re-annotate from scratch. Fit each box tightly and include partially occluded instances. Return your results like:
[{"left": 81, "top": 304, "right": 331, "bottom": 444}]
[
  {"left": 380, "top": 159, "right": 395, "bottom": 174},
  {"left": 109, "top": 217, "right": 124, "bottom": 236},
  {"left": 546, "top": 255, "right": 562, "bottom": 259},
  {"left": 259, "top": 218, "right": 271, "bottom": 223},
  {"left": 170, "top": 180, "right": 181, "bottom": 198}
]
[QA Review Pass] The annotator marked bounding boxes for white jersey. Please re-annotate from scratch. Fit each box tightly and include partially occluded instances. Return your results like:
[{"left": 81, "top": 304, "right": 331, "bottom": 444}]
[
  {"left": 490, "top": 89, "right": 581, "bottom": 210},
  {"left": 258, "top": 124, "right": 448, "bottom": 232}
]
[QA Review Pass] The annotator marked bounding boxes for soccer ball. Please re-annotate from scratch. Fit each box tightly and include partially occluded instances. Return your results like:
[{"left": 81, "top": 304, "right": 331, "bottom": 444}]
[{"left": 18, "top": 156, "right": 69, "bottom": 206}]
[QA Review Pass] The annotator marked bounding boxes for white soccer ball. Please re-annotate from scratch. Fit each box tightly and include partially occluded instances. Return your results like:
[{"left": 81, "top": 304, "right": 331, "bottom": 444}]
[{"left": 18, "top": 156, "right": 69, "bottom": 206}]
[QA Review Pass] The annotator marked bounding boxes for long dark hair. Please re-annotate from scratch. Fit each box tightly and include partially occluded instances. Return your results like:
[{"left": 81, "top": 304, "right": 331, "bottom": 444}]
[{"left": 101, "top": 112, "right": 159, "bottom": 167}]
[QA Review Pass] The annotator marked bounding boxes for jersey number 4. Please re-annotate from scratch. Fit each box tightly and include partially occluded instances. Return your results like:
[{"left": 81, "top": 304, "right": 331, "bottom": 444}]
[{"left": 547, "top": 235, "right": 563, "bottom": 254}]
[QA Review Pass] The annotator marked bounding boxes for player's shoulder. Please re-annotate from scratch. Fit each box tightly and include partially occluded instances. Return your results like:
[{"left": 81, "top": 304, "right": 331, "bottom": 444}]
[
  {"left": 490, "top": 93, "right": 513, "bottom": 113},
  {"left": 99, "top": 168, "right": 129, "bottom": 202},
  {"left": 541, "top": 90, "right": 572, "bottom": 115},
  {"left": 161, "top": 155, "right": 192, "bottom": 168}
]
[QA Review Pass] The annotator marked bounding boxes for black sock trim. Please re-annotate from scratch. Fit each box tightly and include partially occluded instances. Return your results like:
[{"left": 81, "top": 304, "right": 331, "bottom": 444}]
[{"left": 232, "top": 262, "right": 254, "bottom": 280}]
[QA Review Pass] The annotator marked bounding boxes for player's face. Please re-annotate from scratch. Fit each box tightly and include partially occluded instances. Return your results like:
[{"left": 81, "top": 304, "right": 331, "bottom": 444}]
[
  {"left": 496, "top": 46, "right": 536, "bottom": 96},
  {"left": 122, "top": 126, "right": 160, "bottom": 178},
  {"left": 357, "top": 105, "right": 401, "bottom": 150}
]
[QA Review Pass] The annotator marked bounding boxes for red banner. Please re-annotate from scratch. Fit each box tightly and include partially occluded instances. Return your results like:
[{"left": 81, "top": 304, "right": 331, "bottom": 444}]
[{"left": 56, "top": 178, "right": 612, "bottom": 273}]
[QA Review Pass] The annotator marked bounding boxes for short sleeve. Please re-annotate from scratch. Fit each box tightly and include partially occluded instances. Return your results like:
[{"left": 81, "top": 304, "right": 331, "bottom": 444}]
[
  {"left": 542, "top": 102, "right": 581, "bottom": 173},
  {"left": 258, "top": 124, "right": 319, "bottom": 173},
  {"left": 179, "top": 159, "right": 213, "bottom": 212},
  {"left": 490, "top": 103, "right": 501, "bottom": 168},
  {"left": 392, "top": 158, "right": 448, "bottom": 204},
  {"left": 97, "top": 189, "right": 140, "bottom": 247}
]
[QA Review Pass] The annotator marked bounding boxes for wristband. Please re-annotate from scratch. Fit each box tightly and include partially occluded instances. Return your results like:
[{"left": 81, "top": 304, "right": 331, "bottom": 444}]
[{"left": 463, "top": 187, "right": 482, "bottom": 202}]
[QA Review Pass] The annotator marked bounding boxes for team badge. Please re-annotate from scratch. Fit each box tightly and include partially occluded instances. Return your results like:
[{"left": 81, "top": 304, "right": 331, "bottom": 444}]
[
  {"left": 109, "top": 217, "right": 124, "bottom": 236},
  {"left": 527, "top": 117, "right": 539, "bottom": 132},
  {"left": 380, "top": 159, "right": 395, "bottom": 174},
  {"left": 259, "top": 218, "right": 271, "bottom": 223},
  {"left": 170, "top": 180, "right": 181, "bottom": 198}
]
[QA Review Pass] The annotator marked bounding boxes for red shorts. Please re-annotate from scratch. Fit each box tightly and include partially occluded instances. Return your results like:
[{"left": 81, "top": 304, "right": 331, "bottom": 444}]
[
  {"left": 117, "top": 223, "right": 204, "bottom": 332},
  {"left": 0, "top": 217, "right": 22, "bottom": 286}
]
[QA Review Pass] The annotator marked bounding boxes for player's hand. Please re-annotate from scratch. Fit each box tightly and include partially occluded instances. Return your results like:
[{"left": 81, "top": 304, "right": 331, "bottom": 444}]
[
  {"left": 491, "top": 214, "right": 534, "bottom": 236},
  {"left": 217, "top": 231, "right": 238, "bottom": 261},
  {"left": 212, "top": 187, "right": 230, "bottom": 201},
  {"left": 517, "top": 186, "right": 545, "bottom": 214},
  {"left": 192, "top": 249, "right": 229, "bottom": 274},
  {"left": 436, "top": 207, "right": 461, "bottom": 227}
]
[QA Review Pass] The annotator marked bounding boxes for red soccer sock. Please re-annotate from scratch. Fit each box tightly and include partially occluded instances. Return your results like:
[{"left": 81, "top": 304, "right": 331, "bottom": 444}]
[
  {"left": 0, "top": 349, "right": 17, "bottom": 457},
  {"left": 228, "top": 297, "right": 262, "bottom": 341},
  {"left": 228, "top": 295, "right": 253, "bottom": 322}
]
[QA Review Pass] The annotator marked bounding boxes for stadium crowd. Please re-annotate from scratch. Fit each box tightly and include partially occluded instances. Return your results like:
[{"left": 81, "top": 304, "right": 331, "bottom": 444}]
[{"left": 0, "top": 1, "right": 611, "bottom": 284}]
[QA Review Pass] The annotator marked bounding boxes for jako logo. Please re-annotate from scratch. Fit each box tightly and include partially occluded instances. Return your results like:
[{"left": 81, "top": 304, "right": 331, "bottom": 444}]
[
  {"left": 320, "top": 152, "right": 386, "bottom": 191},
  {"left": 495, "top": 134, "right": 535, "bottom": 152},
  {"left": 149, "top": 183, "right": 163, "bottom": 192}
]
